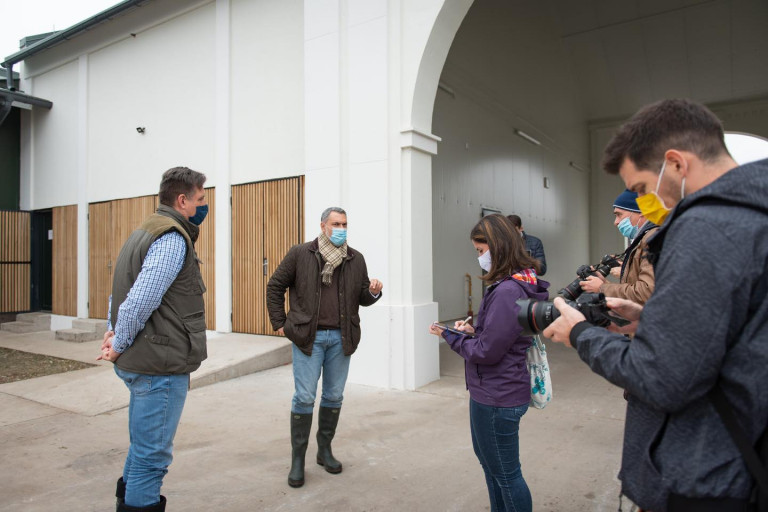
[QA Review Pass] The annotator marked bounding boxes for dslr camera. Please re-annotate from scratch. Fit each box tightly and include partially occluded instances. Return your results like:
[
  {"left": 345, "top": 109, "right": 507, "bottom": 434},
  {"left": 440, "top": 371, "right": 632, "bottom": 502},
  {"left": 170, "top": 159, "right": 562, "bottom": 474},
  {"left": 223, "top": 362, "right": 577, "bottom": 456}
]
[
  {"left": 558, "top": 254, "right": 622, "bottom": 300},
  {"left": 516, "top": 292, "right": 629, "bottom": 336}
]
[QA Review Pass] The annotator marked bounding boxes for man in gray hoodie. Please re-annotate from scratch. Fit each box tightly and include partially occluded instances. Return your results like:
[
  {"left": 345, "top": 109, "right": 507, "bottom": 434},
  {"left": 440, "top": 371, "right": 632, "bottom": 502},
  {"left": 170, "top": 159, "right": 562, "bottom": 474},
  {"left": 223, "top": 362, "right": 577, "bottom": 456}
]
[{"left": 543, "top": 99, "right": 768, "bottom": 511}]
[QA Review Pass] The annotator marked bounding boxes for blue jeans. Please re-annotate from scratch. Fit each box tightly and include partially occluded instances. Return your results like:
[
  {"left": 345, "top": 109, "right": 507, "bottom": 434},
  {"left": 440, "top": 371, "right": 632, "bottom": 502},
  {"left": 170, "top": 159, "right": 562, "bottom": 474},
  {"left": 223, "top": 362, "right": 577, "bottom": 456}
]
[
  {"left": 469, "top": 399, "right": 531, "bottom": 512},
  {"left": 115, "top": 366, "right": 189, "bottom": 507},
  {"left": 291, "top": 329, "right": 351, "bottom": 414}
]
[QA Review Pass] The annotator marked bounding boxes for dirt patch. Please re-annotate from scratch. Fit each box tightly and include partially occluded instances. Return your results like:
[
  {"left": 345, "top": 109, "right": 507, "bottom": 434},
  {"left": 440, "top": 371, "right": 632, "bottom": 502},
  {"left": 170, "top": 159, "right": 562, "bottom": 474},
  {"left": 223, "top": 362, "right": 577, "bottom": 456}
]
[{"left": 0, "top": 347, "right": 95, "bottom": 384}]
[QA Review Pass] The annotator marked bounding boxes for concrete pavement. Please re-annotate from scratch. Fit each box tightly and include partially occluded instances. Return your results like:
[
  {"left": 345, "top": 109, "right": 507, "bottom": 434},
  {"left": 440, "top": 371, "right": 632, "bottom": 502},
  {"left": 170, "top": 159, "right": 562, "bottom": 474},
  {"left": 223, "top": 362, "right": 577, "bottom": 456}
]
[{"left": 0, "top": 328, "right": 627, "bottom": 511}]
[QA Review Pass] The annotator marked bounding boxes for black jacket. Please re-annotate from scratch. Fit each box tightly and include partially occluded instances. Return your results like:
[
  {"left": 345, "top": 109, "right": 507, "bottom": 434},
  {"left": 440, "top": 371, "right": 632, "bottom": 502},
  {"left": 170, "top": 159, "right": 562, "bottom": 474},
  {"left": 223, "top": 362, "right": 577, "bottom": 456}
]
[{"left": 522, "top": 232, "right": 546, "bottom": 275}]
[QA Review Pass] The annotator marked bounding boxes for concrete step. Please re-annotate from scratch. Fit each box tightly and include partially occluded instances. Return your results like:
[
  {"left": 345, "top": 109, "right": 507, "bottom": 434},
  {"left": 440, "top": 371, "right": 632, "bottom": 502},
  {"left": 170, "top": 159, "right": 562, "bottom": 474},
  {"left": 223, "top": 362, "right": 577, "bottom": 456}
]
[
  {"left": 71, "top": 319, "right": 108, "bottom": 334},
  {"left": 16, "top": 311, "right": 51, "bottom": 322},
  {"left": 1, "top": 321, "right": 50, "bottom": 334},
  {"left": 15, "top": 312, "right": 51, "bottom": 329},
  {"left": 55, "top": 328, "right": 101, "bottom": 343}
]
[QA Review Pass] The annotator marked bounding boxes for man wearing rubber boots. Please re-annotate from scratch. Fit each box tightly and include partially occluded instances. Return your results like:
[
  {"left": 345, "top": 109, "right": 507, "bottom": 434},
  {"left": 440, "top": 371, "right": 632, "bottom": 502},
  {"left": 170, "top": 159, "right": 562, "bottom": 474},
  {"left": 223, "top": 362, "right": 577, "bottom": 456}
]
[{"left": 266, "top": 206, "right": 383, "bottom": 488}]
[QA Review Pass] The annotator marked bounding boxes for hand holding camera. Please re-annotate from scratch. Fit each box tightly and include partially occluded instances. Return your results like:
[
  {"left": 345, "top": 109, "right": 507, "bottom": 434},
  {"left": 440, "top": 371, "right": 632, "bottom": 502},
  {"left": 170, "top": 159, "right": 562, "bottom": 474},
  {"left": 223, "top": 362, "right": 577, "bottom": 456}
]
[{"left": 559, "top": 254, "right": 622, "bottom": 300}]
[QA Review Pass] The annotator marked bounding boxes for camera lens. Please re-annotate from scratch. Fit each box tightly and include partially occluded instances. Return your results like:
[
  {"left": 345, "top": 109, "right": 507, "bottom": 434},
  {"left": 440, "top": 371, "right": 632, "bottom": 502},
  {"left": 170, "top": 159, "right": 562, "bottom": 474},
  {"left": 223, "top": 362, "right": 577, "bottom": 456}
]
[
  {"left": 558, "top": 278, "right": 583, "bottom": 300},
  {"left": 517, "top": 299, "right": 561, "bottom": 336}
]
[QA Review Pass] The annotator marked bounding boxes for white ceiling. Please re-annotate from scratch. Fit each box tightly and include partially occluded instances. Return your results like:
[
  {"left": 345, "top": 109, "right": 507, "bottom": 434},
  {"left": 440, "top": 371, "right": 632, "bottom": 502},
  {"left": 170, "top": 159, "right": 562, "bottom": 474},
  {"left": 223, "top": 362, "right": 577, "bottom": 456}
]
[{"left": 447, "top": 0, "right": 768, "bottom": 123}]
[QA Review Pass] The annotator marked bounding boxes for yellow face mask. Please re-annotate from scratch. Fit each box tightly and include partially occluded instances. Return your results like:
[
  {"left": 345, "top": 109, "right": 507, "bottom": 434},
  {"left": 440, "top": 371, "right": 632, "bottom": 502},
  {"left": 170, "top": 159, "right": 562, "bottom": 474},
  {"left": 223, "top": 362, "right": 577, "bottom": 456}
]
[{"left": 636, "top": 160, "right": 685, "bottom": 225}]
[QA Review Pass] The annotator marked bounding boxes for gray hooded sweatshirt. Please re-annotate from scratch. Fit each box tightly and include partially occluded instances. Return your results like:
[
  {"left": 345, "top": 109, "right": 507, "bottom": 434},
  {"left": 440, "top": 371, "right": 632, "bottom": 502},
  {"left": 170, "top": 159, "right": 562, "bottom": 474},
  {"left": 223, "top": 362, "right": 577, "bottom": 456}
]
[{"left": 570, "top": 158, "right": 768, "bottom": 511}]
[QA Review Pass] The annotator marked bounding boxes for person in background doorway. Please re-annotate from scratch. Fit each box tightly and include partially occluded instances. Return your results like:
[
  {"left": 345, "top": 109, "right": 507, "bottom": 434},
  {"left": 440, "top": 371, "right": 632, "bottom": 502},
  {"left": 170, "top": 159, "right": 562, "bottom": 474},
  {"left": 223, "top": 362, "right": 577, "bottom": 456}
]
[{"left": 507, "top": 215, "right": 546, "bottom": 275}]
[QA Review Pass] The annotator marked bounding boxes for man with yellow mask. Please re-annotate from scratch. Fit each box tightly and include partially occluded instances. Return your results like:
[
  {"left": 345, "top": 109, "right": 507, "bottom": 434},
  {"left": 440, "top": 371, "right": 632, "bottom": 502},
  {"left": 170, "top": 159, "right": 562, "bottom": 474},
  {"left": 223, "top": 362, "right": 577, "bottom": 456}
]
[{"left": 542, "top": 99, "right": 768, "bottom": 511}]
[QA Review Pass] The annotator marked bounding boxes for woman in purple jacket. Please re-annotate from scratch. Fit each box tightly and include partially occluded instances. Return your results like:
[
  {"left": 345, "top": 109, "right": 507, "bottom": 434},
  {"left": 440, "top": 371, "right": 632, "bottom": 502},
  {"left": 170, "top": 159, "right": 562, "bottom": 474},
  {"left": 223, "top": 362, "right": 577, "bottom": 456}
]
[{"left": 430, "top": 214, "right": 549, "bottom": 512}]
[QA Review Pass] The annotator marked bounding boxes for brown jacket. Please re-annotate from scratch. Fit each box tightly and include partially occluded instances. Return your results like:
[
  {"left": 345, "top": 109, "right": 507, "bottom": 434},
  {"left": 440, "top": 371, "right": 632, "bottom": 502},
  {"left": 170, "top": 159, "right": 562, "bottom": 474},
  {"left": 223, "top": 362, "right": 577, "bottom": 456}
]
[
  {"left": 266, "top": 238, "right": 380, "bottom": 356},
  {"left": 600, "top": 223, "right": 658, "bottom": 305}
]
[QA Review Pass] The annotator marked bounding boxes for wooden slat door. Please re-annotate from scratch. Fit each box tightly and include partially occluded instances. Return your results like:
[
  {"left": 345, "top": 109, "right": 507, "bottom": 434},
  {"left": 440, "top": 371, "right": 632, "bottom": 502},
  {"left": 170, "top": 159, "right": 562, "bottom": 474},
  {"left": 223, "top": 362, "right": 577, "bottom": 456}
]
[
  {"left": 0, "top": 210, "right": 31, "bottom": 313},
  {"left": 232, "top": 176, "right": 304, "bottom": 335},
  {"left": 88, "top": 196, "right": 157, "bottom": 319},
  {"left": 52, "top": 205, "right": 78, "bottom": 316},
  {"left": 88, "top": 192, "right": 216, "bottom": 326},
  {"left": 198, "top": 188, "right": 216, "bottom": 330}
]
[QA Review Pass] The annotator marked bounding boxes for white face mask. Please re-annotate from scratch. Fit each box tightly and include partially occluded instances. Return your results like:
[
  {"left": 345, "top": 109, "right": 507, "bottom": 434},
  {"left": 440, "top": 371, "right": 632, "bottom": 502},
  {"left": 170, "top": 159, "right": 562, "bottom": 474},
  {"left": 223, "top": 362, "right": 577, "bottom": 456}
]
[{"left": 478, "top": 249, "right": 492, "bottom": 272}]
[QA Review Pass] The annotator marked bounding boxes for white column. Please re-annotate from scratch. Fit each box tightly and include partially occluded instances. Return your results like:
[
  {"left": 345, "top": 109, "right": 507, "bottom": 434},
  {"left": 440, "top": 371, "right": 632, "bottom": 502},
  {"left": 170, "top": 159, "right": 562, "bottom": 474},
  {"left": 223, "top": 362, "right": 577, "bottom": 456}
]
[
  {"left": 77, "top": 55, "right": 89, "bottom": 318},
  {"left": 214, "top": 0, "right": 232, "bottom": 332}
]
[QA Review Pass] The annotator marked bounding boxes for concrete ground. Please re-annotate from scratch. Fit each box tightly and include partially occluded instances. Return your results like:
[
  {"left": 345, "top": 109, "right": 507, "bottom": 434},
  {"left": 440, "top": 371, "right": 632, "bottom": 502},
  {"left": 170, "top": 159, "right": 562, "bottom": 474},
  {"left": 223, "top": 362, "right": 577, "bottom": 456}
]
[{"left": 0, "top": 328, "right": 627, "bottom": 511}]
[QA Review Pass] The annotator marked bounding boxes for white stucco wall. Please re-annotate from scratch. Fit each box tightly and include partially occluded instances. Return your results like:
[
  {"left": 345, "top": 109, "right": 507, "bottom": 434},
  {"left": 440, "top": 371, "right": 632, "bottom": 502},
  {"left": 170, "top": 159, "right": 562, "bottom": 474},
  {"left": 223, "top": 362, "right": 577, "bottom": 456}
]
[
  {"left": 87, "top": 2, "right": 217, "bottom": 201},
  {"left": 22, "top": 60, "right": 80, "bottom": 210},
  {"left": 230, "top": 0, "right": 304, "bottom": 185},
  {"left": 430, "top": 0, "right": 592, "bottom": 320},
  {"left": 432, "top": 88, "right": 590, "bottom": 320}
]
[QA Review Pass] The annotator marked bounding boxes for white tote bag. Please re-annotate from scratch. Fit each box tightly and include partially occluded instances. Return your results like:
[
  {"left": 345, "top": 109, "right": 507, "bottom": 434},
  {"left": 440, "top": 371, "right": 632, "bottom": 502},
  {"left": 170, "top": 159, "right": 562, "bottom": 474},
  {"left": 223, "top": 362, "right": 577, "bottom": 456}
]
[{"left": 527, "top": 335, "right": 552, "bottom": 409}]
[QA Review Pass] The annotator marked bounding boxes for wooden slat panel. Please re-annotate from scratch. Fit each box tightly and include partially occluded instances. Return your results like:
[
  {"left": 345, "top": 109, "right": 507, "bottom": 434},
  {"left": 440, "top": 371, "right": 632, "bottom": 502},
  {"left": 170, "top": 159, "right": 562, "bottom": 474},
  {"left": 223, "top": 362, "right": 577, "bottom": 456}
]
[
  {"left": 52, "top": 205, "right": 78, "bottom": 316},
  {"left": 264, "top": 178, "right": 301, "bottom": 334},
  {"left": 89, "top": 195, "right": 157, "bottom": 320},
  {"left": 0, "top": 210, "right": 30, "bottom": 262},
  {"left": 88, "top": 202, "right": 112, "bottom": 319},
  {"left": 231, "top": 177, "right": 304, "bottom": 335},
  {"left": 0, "top": 210, "right": 31, "bottom": 312},
  {"left": 231, "top": 182, "right": 263, "bottom": 334},
  {"left": 112, "top": 195, "right": 157, "bottom": 259},
  {"left": 197, "top": 187, "right": 216, "bottom": 330},
  {"left": 0, "top": 265, "right": 30, "bottom": 313}
]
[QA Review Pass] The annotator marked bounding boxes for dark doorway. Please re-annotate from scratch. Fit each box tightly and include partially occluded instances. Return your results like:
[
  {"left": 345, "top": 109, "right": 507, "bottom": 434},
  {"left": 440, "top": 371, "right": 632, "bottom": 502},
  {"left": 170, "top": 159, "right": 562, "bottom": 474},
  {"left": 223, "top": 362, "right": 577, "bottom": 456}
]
[{"left": 31, "top": 210, "right": 52, "bottom": 311}]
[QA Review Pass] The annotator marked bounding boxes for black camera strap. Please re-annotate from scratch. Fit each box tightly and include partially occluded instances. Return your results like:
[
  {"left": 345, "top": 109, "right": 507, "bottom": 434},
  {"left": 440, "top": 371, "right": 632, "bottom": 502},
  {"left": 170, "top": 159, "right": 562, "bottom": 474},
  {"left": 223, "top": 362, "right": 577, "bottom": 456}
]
[{"left": 710, "top": 385, "right": 768, "bottom": 496}]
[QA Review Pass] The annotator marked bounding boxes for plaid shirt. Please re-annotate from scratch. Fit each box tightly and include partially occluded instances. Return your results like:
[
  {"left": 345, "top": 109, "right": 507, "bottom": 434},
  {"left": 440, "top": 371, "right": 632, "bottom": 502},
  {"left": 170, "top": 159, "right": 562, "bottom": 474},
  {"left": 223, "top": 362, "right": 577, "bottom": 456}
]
[{"left": 107, "top": 232, "right": 187, "bottom": 353}]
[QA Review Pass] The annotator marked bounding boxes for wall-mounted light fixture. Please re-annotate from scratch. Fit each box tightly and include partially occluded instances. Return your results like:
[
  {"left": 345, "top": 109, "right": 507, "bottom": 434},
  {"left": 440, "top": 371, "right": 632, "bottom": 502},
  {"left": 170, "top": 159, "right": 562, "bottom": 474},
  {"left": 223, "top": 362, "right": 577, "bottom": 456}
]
[
  {"left": 136, "top": 127, "right": 146, "bottom": 134},
  {"left": 438, "top": 81, "right": 455, "bottom": 98},
  {"left": 515, "top": 129, "right": 541, "bottom": 146},
  {"left": 569, "top": 161, "right": 588, "bottom": 172}
]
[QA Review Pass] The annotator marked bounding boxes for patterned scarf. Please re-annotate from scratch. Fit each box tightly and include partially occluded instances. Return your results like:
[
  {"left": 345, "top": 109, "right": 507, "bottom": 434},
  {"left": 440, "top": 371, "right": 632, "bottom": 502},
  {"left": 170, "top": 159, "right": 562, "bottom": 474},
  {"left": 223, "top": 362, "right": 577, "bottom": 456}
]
[
  {"left": 511, "top": 268, "right": 538, "bottom": 285},
  {"left": 318, "top": 232, "right": 348, "bottom": 286}
]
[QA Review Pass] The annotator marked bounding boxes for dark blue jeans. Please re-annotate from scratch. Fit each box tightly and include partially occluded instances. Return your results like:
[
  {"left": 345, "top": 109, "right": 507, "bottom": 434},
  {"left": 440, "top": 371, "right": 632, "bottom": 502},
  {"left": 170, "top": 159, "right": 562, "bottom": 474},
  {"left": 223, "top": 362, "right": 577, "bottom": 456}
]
[{"left": 469, "top": 399, "right": 531, "bottom": 512}]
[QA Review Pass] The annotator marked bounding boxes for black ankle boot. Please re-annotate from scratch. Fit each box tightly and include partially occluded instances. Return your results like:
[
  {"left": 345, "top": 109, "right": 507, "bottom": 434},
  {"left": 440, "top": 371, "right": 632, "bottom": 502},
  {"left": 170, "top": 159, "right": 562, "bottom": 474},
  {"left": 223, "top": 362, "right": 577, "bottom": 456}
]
[
  {"left": 316, "top": 406, "right": 343, "bottom": 474},
  {"left": 117, "top": 495, "right": 166, "bottom": 511},
  {"left": 115, "top": 477, "right": 126, "bottom": 510},
  {"left": 288, "top": 412, "right": 314, "bottom": 487}
]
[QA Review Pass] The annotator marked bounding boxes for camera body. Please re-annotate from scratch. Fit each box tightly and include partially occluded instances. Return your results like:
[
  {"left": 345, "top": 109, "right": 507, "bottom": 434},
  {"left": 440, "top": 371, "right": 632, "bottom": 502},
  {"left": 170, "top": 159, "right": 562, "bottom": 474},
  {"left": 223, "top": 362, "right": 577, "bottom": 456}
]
[
  {"left": 558, "top": 254, "right": 622, "bottom": 300},
  {"left": 516, "top": 292, "right": 629, "bottom": 336}
]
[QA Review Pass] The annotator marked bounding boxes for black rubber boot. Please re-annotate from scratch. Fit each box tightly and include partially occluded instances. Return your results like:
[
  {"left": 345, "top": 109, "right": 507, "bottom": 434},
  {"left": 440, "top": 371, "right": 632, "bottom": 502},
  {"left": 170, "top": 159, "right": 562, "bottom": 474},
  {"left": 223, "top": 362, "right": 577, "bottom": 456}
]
[
  {"left": 117, "top": 495, "right": 166, "bottom": 511},
  {"left": 288, "top": 412, "right": 313, "bottom": 488},
  {"left": 115, "top": 477, "right": 126, "bottom": 510},
  {"left": 316, "top": 406, "right": 343, "bottom": 474}
]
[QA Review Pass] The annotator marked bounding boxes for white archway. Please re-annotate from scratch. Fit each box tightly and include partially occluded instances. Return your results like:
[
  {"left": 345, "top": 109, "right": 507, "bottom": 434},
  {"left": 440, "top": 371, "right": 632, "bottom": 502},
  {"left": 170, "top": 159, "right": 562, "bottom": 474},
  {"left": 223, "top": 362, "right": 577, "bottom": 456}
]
[{"left": 725, "top": 132, "right": 768, "bottom": 165}]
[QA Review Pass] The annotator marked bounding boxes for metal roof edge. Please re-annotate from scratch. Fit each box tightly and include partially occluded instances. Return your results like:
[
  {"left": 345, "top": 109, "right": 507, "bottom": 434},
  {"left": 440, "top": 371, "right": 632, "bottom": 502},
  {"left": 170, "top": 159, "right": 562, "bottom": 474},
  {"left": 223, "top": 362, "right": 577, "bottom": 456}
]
[{"left": 1, "top": 0, "right": 150, "bottom": 68}]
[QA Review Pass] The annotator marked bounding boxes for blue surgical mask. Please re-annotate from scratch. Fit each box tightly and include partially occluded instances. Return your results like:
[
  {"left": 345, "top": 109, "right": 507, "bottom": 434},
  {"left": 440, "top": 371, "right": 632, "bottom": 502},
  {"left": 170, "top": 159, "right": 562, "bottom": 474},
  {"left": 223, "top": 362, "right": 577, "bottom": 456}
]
[
  {"left": 617, "top": 217, "right": 638, "bottom": 240},
  {"left": 188, "top": 204, "right": 208, "bottom": 226},
  {"left": 478, "top": 249, "right": 492, "bottom": 272},
  {"left": 330, "top": 228, "right": 347, "bottom": 247}
]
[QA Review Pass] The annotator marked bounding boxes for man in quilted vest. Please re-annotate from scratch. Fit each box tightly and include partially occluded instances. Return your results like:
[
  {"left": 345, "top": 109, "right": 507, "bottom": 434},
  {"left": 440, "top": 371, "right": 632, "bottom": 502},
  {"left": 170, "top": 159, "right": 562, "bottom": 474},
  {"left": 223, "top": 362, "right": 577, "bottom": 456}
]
[{"left": 99, "top": 166, "right": 208, "bottom": 512}]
